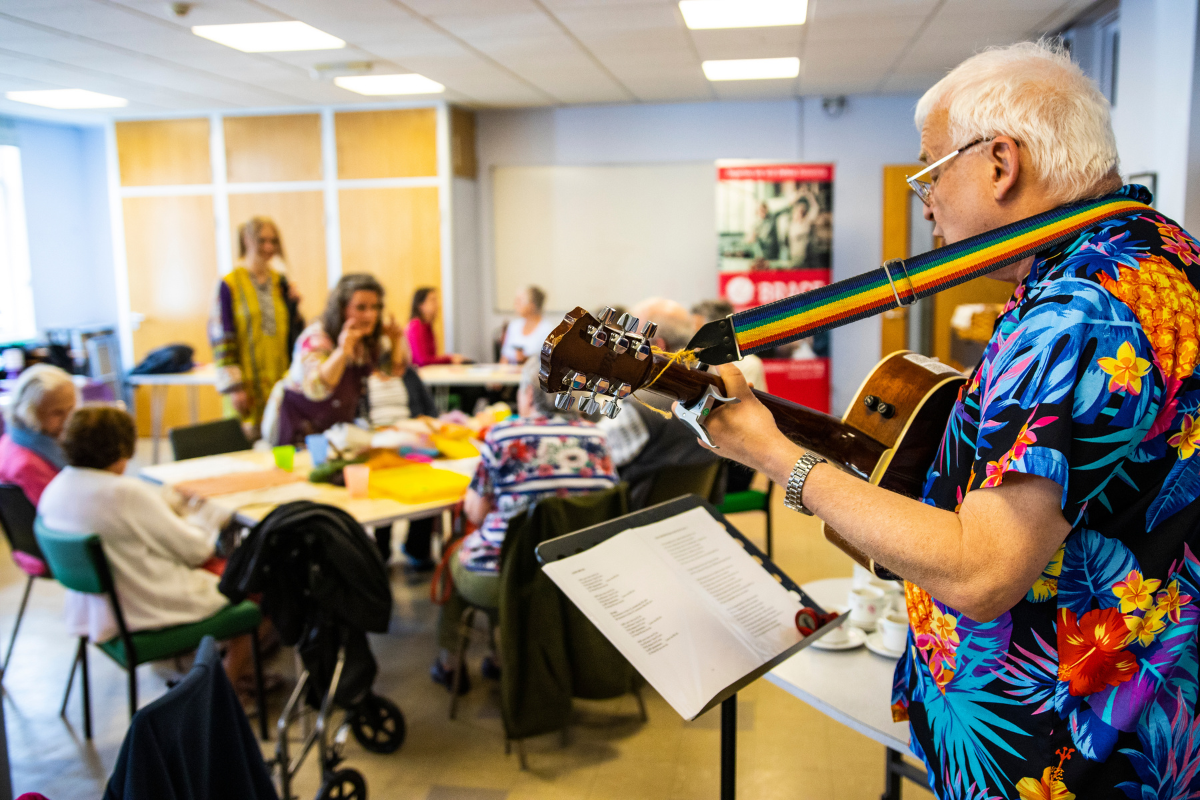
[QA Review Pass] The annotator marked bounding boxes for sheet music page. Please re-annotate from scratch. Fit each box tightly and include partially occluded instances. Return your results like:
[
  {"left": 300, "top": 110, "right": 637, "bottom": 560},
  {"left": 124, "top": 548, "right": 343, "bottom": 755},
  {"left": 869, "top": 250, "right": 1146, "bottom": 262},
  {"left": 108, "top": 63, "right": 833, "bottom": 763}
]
[{"left": 542, "top": 507, "right": 802, "bottom": 720}]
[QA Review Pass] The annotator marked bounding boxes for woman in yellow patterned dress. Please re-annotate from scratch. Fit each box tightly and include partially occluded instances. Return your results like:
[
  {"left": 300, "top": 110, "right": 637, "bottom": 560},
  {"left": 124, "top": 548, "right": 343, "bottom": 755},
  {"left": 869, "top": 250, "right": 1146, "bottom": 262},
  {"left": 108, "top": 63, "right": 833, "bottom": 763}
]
[{"left": 208, "top": 217, "right": 301, "bottom": 440}]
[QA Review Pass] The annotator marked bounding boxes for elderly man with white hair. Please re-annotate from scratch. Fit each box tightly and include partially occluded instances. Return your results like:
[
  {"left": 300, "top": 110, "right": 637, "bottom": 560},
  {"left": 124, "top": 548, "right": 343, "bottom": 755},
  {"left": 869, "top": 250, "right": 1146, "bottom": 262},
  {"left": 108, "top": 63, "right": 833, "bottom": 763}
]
[
  {"left": 704, "top": 41, "right": 1200, "bottom": 797},
  {"left": 0, "top": 364, "right": 77, "bottom": 507}
]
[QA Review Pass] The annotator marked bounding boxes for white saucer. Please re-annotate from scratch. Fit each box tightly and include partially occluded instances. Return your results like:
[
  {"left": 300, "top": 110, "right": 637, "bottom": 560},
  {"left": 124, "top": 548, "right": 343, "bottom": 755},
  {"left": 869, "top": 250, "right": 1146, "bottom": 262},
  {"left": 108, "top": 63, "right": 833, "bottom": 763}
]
[
  {"left": 848, "top": 616, "right": 877, "bottom": 633},
  {"left": 810, "top": 626, "right": 867, "bottom": 651},
  {"left": 865, "top": 630, "right": 905, "bottom": 659}
]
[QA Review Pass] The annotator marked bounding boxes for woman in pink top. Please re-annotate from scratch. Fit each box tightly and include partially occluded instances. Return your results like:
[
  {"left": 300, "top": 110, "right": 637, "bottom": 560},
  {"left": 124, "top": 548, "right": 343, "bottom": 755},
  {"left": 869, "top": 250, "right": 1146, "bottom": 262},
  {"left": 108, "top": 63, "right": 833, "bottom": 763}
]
[
  {"left": 405, "top": 287, "right": 465, "bottom": 367},
  {"left": 0, "top": 364, "right": 77, "bottom": 507}
]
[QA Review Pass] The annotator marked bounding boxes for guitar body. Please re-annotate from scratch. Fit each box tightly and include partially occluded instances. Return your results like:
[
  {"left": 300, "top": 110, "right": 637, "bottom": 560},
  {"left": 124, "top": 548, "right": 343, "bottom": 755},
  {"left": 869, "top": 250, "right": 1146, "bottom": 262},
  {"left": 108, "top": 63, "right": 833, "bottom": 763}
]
[
  {"left": 820, "top": 351, "right": 966, "bottom": 574},
  {"left": 540, "top": 307, "right": 966, "bottom": 576}
]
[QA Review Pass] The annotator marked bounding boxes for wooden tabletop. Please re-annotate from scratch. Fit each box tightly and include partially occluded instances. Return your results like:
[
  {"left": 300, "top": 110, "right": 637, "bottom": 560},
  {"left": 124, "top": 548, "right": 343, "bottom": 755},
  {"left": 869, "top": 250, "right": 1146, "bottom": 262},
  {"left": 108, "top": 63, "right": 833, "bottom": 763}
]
[
  {"left": 417, "top": 363, "right": 523, "bottom": 386},
  {"left": 140, "top": 448, "right": 480, "bottom": 528}
]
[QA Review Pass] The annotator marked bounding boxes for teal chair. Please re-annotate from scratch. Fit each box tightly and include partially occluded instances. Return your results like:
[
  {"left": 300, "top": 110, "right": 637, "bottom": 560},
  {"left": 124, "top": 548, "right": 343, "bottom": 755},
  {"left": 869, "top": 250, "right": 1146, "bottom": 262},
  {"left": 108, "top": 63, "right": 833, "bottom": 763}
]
[
  {"left": 718, "top": 481, "right": 774, "bottom": 560},
  {"left": 33, "top": 519, "right": 268, "bottom": 741}
]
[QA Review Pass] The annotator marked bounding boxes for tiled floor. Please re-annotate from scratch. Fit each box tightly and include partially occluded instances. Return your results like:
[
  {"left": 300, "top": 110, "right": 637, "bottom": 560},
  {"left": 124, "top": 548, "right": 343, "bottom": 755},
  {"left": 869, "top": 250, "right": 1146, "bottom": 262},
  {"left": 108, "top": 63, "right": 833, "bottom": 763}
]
[{"left": 1, "top": 442, "right": 935, "bottom": 800}]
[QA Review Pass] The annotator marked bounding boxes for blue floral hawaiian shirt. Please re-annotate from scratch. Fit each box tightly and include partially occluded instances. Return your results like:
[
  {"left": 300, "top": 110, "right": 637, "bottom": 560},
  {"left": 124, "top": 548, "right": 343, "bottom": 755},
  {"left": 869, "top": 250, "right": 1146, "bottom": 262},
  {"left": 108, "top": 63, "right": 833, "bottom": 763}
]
[
  {"left": 460, "top": 414, "right": 617, "bottom": 574},
  {"left": 894, "top": 185, "right": 1200, "bottom": 799}
]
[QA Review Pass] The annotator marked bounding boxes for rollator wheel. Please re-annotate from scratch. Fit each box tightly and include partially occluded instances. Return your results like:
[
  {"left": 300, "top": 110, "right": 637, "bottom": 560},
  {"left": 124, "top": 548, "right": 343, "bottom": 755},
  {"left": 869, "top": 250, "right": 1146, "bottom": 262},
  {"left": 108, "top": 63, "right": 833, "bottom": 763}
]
[
  {"left": 349, "top": 693, "right": 406, "bottom": 754},
  {"left": 317, "top": 768, "right": 366, "bottom": 800}
]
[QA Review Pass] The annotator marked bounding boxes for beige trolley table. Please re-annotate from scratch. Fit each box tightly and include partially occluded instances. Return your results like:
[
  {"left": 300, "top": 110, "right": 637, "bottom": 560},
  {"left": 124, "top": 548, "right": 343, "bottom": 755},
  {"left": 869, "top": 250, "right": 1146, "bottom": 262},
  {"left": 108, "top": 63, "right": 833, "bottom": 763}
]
[{"left": 767, "top": 577, "right": 927, "bottom": 798}]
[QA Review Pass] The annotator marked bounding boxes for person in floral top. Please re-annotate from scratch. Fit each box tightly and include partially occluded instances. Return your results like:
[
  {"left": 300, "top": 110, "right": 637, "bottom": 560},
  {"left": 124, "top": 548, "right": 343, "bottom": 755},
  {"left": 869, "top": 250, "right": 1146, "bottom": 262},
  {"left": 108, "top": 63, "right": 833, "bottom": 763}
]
[
  {"left": 702, "top": 42, "right": 1200, "bottom": 798},
  {"left": 432, "top": 356, "right": 617, "bottom": 692}
]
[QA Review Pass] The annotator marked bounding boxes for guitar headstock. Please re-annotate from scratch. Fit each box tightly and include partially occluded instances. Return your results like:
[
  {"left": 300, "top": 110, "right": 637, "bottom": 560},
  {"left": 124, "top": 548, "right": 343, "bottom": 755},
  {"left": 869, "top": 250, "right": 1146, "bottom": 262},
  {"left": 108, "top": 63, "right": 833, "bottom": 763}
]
[{"left": 539, "top": 306, "right": 661, "bottom": 418}]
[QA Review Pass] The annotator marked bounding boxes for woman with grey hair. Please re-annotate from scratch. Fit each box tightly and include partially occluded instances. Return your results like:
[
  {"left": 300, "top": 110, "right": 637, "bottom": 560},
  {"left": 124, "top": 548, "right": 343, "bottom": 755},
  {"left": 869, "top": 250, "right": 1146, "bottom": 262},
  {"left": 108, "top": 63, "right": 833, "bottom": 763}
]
[
  {"left": 0, "top": 364, "right": 77, "bottom": 506},
  {"left": 499, "top": 285, "right": 554, "bottom": 364}
]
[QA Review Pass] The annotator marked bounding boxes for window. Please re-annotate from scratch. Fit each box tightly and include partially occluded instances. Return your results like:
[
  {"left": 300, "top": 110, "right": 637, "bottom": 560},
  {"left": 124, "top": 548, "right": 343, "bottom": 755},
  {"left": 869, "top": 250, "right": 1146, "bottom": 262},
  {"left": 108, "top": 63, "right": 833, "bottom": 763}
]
[{"left": 0, "top": 145, "right": 35, "bottom": 341}]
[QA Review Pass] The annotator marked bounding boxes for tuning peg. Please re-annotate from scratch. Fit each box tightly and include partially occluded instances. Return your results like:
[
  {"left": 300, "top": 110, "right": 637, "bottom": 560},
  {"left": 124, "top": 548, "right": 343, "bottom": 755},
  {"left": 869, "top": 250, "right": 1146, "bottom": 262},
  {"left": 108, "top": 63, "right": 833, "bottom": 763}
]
[
  {"left": 616, "top": 313, "right": 640, "bottom": 333},
  {"left": 590, "top": 327, "right": 609, "bottom": 347},
  {"left": 635, "top": 340, "right": 652, "bottom": 361},
  {"left": 596, "top": 307, "right": 617, "bottom": 325},
  {"left": 612, "top": 333, "right": 630, "bottom": 355},
  {"left": 594, "top": 377, "right": 612, "bottom": 394},
  {"left": 641, "top": 321, "right": 657, "bottom": 339},
  {"left": 581, "top": 395, "right": 601, "bottom": 415},
  {"left": 603, "top": 400, "right": 622, "bottom": 419},
  {"left": 566, "top": 371, "right": 587, "bottom": 391},
  {"left": 614, "top": 382, "right": 632, "bottom": 399},
  {"left": 554, "top": 392, "right": 577, "bottom": 411}
]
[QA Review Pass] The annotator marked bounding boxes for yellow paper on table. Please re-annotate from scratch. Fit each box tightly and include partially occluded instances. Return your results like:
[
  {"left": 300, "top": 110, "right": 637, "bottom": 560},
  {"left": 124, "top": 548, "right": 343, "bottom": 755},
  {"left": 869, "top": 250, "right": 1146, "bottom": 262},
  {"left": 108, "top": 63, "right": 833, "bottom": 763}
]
[
  {"left": 368, "top": 464, "right": 471, "bottom": 504},
  {"left": 430, "top": 433, "right": 480, "bottom": 460}
]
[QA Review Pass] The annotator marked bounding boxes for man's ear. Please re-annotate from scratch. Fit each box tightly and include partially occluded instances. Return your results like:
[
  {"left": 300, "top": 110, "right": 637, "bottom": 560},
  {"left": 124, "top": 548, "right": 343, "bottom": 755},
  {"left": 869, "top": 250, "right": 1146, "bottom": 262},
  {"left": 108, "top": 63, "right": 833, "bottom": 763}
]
[{"left": 988, "top": 136, "right": 1021, "bottom": 201}]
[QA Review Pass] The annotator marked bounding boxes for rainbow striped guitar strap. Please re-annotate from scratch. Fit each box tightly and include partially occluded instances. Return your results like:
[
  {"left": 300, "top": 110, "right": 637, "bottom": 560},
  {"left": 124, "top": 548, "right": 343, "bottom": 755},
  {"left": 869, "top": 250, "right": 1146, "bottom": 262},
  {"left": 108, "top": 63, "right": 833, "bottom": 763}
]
[{"left": 689, "top": 194, "right": 1151, "bottom": 365}]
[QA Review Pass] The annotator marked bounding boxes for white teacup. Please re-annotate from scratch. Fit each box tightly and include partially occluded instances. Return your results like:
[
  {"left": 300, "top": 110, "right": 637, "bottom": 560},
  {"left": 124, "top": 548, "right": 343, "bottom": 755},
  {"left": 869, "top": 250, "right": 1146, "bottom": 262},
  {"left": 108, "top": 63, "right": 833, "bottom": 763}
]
[
  {"left": 848, "top": 585, "right": 886, "bottom": 628},
  {"left": 852, "top": 563, "right": 876, "bottom": 589},
  {"left": 819, "top": 606, "right": 851, "bottom": 645},
  {"left": 879, "top": 611, "right": 910, "bottom": 653}
]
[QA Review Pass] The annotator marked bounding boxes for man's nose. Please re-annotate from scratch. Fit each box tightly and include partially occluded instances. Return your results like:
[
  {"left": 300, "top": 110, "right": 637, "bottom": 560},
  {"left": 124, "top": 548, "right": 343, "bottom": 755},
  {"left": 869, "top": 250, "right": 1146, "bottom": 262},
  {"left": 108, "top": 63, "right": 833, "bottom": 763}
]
[{"left": 922, "top": 203, "right": 935, "bottom": 222}]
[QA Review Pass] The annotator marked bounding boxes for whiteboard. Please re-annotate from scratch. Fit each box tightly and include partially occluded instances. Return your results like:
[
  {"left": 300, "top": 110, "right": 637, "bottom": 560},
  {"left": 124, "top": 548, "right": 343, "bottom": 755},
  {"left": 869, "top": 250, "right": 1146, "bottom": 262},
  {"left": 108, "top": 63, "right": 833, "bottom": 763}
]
[{"left": 492, "top": 164, "right": 717, "bottom": 314}]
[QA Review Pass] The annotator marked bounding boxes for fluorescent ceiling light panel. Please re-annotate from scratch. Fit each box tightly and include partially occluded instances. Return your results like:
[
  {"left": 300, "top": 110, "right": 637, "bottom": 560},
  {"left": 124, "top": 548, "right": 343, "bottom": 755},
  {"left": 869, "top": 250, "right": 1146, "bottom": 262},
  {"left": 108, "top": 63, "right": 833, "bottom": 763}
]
[
  {"left": 192, "top": 21, "right": 345, "bottom": 52},
  {"left": 680, "top": 0, "right": 807, "bottom": 29},
  {"left": 6, "top": 89, "right": 128, "bottom": 109},
  {"left": 702, "top": 57, "right": 800, "bottom": 81},
  {"left": 334, "top": 74, "right": 445, "bottom": 95}
]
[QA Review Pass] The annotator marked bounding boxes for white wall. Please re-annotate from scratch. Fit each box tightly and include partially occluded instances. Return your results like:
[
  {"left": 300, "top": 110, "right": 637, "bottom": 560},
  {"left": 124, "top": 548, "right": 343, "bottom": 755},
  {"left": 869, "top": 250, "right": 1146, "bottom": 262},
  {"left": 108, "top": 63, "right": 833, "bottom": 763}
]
[
  {"left": 11, "top": 118, "right": 117, "bottom": 333},
  {"left": 472, "top": 94, "right": 922, "bottom": 412},
  {"left": 1112, "top": 0, "right": 1200, "bottom": 222}
]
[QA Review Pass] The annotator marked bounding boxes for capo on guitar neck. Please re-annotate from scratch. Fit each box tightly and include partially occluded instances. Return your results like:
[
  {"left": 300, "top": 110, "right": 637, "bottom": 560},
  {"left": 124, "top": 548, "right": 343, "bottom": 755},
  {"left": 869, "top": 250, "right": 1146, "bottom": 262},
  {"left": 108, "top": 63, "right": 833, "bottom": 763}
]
[{"left": 674, "top": 384, "right": 740, "bottom": 448}]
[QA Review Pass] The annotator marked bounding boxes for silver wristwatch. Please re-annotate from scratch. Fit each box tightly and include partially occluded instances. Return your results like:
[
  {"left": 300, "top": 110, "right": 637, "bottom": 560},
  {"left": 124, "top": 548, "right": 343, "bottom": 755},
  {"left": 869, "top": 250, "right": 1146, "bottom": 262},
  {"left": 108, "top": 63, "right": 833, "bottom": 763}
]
[{"left": 783, "top": 451, "right": 826, "bottom": 515}]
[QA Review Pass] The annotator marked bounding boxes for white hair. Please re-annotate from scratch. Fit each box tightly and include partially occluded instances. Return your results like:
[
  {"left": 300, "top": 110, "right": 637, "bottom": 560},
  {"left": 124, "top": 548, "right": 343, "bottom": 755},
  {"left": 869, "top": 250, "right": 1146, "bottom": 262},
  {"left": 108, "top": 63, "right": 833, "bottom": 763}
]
[
  {"left": 630, "top": 298, "right": 696, "bottom": 351},
  {"left": 520, "top": 354, "right": 558, "bottom": 417},
  {"left": 10, "top": 364, "right": 76, "bottom": 433},
  {"left": 915, "top": 39, "right": 1119, "bottom": 204}
]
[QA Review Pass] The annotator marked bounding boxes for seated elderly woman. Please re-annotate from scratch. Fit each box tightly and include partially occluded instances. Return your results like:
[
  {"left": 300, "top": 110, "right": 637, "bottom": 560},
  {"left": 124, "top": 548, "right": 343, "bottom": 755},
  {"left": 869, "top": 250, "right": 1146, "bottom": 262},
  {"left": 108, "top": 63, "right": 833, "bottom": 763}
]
[
  {"left": 37, "top": 407, "right": 256, "bottom": 685},
  {"left": 431, "top": 356, "right": 618, "bottom": 692},
  {"left": 0, "top": 364, "right": 77, "bottom": 506}
]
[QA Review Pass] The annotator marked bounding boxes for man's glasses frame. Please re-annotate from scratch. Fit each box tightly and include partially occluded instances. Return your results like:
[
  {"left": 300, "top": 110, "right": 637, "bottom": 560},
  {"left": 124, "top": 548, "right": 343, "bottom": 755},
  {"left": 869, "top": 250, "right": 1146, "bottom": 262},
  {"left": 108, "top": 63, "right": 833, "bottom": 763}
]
[{"left": 906, "top": 137, "right": 992, "bottom": 205}]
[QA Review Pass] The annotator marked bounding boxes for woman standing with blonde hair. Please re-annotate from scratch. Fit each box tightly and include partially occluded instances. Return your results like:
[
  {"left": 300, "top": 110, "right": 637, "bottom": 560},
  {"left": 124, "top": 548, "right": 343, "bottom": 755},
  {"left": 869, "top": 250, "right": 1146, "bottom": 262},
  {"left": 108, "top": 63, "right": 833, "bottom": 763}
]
[{"left": 209, "top": 217, "right": 302, "bottom": 439}]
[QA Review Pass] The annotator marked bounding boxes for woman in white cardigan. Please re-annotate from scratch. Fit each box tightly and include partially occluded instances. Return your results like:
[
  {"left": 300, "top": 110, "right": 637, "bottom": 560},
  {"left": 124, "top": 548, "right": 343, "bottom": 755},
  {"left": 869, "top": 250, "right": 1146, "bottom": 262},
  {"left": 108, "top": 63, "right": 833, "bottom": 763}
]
[{"left": 38, "top": 407, "right": 255, "bottom": 685}]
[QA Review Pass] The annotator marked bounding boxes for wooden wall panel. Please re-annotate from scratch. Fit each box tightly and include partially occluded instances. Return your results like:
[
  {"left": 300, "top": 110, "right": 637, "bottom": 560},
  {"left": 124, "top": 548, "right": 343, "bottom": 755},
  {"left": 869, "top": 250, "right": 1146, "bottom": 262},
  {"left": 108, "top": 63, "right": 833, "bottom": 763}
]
[
  {"left": 450, "top": 107, "right": 477, "bottom": 179},
  {"left": 123, "top": 195, "right": 223, "bottom": 434},
  {"left": 116, "top": 119, "right": 211, "bottom": 186},
  {"left": 335, "top": 109, "right": 438, "bottom": 180},
  {"left": 224, "top": 114, "right": 322, "bottom": 183},
  {"left": 932, "top": 278, "right": 1015, "bottom": 367},
  {"left": 227, "top": 191, "right": 328, "bottom": 322},
  {"left": 338, "top": 187, "right": 441, "bottom": 345}
]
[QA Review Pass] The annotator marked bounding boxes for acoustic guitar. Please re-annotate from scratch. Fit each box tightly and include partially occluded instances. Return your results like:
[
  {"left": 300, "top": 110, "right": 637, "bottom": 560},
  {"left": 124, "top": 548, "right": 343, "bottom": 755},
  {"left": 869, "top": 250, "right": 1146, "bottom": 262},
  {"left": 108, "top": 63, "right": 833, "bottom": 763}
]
[{"left": 539, "top": 306, "right": 968, "bottom": 578}]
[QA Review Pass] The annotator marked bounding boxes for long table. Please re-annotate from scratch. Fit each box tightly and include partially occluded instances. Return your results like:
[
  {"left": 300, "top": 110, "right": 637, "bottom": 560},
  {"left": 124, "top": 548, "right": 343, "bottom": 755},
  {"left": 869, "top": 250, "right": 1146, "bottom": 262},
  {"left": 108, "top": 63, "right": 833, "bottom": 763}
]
[
  {"left": 140, "top": 448, "right": 479, "bottom": 529},
  {"left": 417, "top": 363, "right": 522, "bottom": 412},
  {"left": 127, "top": 365, "right": 217, "bottom": 464}
]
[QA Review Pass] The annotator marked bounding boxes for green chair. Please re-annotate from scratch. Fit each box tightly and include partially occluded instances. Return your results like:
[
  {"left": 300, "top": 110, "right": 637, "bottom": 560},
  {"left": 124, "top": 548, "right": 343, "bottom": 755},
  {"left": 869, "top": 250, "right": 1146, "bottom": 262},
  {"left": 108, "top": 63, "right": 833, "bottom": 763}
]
[
  {"left": 33, "top": 519, "right": 268, "bottom": 741},
  {"left": 718, "top": 481, "right": 775, "bottom": 560}
]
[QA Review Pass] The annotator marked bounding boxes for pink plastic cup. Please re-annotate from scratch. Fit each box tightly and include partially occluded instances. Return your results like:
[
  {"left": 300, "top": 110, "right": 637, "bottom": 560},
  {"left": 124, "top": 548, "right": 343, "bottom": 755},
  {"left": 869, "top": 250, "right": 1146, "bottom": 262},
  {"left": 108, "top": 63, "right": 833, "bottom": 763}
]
[{"left": 344, "top": 464, "right": 371, "bottom": 499}]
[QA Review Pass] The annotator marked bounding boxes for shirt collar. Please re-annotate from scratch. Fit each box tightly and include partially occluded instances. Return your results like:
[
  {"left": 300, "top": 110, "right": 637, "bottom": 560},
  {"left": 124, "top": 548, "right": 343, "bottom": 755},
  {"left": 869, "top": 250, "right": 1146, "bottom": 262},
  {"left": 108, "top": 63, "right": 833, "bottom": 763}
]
[{"left": 1021, "top": 183, "right": 1153, "bottom": 291}]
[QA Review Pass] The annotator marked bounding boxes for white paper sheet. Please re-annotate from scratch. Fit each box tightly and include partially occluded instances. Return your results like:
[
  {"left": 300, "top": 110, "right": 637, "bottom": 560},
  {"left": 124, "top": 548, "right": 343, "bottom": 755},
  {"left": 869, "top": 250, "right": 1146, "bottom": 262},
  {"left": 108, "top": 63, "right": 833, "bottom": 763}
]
[
  {"left": 140, "top": 456, "right": 269, "bottom": 486},
  {"left": 542, "top": 506, "right": 803, "bottom": 720}
]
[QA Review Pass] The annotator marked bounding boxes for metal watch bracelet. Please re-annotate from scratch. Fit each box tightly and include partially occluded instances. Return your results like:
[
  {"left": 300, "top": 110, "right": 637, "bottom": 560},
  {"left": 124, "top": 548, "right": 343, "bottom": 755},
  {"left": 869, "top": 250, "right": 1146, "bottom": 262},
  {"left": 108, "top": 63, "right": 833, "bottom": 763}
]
[{"left": 783, "top": 451, "right": 826, "bottom": 515}]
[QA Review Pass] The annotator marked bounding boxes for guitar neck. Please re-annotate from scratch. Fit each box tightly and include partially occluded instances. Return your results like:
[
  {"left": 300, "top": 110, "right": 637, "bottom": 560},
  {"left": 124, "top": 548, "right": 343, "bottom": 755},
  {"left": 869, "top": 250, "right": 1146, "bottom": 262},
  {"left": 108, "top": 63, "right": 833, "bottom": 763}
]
[{"left": 641, "top": 354, "right": 888, "bottom": 480}]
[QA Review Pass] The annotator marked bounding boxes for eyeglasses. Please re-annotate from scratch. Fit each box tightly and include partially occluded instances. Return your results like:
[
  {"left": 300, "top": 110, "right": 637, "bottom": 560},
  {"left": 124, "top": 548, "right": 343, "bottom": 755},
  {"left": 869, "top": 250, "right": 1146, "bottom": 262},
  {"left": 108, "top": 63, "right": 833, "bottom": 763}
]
[{"left": 906, "top": 138, "right": 991, "bottom": 205}]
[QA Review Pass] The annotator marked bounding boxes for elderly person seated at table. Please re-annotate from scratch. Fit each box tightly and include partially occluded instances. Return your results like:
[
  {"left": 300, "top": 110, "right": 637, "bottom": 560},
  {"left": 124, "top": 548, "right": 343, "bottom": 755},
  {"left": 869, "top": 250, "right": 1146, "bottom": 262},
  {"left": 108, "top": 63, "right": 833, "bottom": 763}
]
[
  {"left": 431, "top": 356, "right": 618, "bottom": 692},
  {"left": 38, "top": 407, "right": 258, "bottom": 686},
  {"left": 263, "top": 273, "right": 405, "bottom": 446},
  {"left": 0, "top": 364, "right": 77, "bottom": 507}
]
